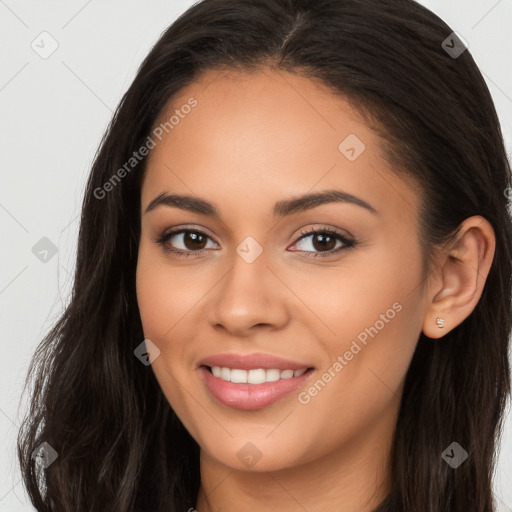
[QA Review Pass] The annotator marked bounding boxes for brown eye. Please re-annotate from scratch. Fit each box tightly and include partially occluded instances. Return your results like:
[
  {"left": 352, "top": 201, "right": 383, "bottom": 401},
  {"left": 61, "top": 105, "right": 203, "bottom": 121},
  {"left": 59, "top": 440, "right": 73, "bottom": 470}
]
[
  {"left": 290, "top": 228, "right": 356, "bottom": 257},
  {"left": 310, "top": 233, "right": 337, "bottom": 252},
  {"left": 182, "top": 231, "right": 208, "bottom": 250},
  {"left": 155, "top": 228, "right": 219, "bottom": 256}
]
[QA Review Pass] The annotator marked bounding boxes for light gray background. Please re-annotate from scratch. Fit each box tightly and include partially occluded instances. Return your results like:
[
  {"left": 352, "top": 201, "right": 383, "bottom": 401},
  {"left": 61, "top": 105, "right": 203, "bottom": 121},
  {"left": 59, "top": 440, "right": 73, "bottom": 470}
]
[{"left": 1, "top": 1, "right": 511, "bottom": 510}]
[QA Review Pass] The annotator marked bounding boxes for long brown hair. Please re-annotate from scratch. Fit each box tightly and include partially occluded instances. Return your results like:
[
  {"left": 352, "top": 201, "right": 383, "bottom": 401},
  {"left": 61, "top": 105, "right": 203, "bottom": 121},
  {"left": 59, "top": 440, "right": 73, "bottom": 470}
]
[{"left": 18, "top": 0, "right": 512, "bottom": 510}]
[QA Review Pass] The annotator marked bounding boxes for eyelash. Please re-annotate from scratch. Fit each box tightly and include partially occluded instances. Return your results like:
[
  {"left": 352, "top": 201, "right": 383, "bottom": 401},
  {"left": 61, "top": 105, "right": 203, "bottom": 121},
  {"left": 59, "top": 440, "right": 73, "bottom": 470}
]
[{"left": 154, "top": 226, "right": 356, "bottom": 259}]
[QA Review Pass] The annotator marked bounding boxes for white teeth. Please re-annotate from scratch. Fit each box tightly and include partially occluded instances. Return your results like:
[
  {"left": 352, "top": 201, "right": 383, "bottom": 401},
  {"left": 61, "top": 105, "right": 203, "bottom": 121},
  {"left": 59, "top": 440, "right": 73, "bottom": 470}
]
[
  {"left": 248, "top": 369, "right": 266, "bottom": 384},
  {"left": 266, "top": 369, "right": 280, "bottom": 382},
  {"left": 230, "top": 369, "right": 247, "bottom": 383},
  {"left": 209, "top": 366, "right": 309, "bottom": 384},
  {"left": 220, "top": 367, "right": 230, "bottom": 381}
]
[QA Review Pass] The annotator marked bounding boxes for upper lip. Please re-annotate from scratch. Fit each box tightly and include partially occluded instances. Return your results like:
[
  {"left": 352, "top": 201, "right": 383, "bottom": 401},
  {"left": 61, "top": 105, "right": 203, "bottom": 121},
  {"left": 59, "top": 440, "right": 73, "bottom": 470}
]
[{"left": 198, "top": 352, "right": 313, "bottom": 371}]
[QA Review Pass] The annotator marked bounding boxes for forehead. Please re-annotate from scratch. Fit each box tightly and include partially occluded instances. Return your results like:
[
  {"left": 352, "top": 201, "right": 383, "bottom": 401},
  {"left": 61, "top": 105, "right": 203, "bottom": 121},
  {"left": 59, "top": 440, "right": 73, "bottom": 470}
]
[{"left": 141, "top": 67, "right": 420, "bottom": 224}]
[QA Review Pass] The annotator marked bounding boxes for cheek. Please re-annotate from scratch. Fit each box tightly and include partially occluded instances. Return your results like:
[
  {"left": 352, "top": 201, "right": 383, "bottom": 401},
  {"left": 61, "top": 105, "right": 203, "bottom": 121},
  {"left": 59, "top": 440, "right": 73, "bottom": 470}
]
[
  {"left": 136, "top": 241, "right": 199, "bottom": 341},
  {"left": 302, "top": 239, "right": 424, "bottom": 406},
  {"left": 136, "top": 256, "right": 169, "bottom": 340},
  {"left": 292, "top": 298, "right": 422, "bottom": 467},
  {"left": 307, "top": 241, "right": 423, "bottom": 349},
  {"left": 135, "top": 243, "right": 201, "bottom": 427}
]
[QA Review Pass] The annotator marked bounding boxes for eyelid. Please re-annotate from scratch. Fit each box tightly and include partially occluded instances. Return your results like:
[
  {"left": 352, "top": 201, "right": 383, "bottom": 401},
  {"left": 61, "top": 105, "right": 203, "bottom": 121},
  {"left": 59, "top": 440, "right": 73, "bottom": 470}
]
[
  {"left": 287, "top": 226, "right": 355, "bottom": 255},
  {"left": 155, "top": 224, "right": 218, "bottom": 243},
  {"left": 293, "top": 225, "right": 354, "bottom": 242},
  {"left": 153, "top": 224, "right": 220, "bottom": 252}
]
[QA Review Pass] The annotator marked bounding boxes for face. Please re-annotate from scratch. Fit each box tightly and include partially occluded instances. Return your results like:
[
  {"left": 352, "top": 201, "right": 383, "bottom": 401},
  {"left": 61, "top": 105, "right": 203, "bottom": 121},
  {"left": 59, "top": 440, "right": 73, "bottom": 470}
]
[{"left": 136, "top": 67, "right": 428, "bottom": 473}]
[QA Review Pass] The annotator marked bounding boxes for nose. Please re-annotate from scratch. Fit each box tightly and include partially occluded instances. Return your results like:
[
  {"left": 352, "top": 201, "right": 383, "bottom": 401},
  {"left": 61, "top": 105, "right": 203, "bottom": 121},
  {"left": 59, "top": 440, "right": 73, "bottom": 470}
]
[{"left": 207, "top": 249, "right": 290, "bottom": 337}]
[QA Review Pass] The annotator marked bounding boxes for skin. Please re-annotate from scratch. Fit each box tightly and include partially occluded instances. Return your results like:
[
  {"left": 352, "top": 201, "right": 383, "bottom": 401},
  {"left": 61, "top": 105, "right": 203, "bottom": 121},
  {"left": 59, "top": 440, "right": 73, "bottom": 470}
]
[{"left": 135, "top": 67, "right": 495, "bottom": 512}]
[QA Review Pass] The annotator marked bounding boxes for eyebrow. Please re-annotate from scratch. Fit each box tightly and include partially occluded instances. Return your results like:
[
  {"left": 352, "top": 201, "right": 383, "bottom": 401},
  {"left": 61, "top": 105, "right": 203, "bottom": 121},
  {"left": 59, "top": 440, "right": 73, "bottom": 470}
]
[{"left": 144, "top": 189, "right": 378, "bottom": 217}]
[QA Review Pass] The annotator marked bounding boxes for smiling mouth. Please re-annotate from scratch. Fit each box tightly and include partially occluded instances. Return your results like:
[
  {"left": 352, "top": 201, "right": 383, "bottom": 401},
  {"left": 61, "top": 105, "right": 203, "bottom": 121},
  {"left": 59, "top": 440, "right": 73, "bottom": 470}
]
[{"left": 203, "top": 365, "right": 314, "bottom": 384}]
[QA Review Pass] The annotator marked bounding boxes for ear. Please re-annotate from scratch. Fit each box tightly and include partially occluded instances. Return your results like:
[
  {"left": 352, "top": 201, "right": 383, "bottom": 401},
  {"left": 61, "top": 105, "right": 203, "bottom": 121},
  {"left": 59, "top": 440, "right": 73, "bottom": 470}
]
[{"left": 422, "top": 215, "right": 496, "bottom": 339}]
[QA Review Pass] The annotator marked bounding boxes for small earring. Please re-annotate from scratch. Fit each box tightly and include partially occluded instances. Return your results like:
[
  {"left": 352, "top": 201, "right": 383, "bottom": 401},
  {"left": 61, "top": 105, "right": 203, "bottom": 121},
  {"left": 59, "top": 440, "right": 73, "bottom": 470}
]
[{"left": 436, "top": 317, "right": 445, "bottom": 328}]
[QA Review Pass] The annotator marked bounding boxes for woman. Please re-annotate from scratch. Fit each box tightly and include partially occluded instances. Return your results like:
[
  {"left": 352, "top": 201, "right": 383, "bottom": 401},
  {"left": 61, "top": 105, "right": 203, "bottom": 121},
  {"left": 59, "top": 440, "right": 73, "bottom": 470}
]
[{"left": 17, "top": 0, "right": 512, "bottom": 510}]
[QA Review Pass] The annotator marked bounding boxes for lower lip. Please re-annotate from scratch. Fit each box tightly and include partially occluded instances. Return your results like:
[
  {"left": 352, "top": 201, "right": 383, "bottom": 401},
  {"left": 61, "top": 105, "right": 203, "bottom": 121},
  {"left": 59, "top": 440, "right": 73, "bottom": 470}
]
[{"left": 199, "top": 366, "right": 314, "bottom": 410}]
